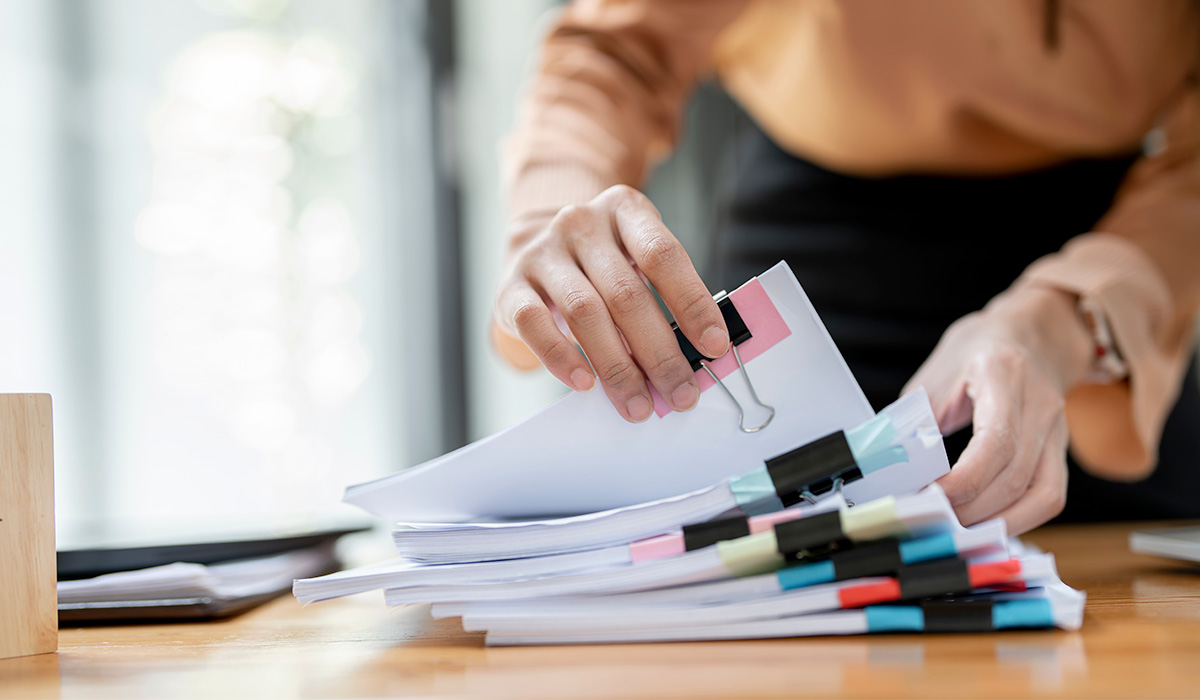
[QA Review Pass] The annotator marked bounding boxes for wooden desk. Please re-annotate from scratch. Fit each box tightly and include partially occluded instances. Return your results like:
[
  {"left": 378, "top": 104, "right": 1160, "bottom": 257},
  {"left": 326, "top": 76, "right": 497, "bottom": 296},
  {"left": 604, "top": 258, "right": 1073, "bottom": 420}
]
[{"left": 3, "top": 522, "right": 1199, "bottom": 699}]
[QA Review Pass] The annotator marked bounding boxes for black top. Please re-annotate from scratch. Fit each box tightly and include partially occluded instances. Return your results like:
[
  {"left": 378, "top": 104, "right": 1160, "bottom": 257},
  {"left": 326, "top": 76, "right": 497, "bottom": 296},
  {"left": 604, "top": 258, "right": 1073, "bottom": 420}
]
[{"left": 710, "top": 120, "right": 1200, "bottom": 521}]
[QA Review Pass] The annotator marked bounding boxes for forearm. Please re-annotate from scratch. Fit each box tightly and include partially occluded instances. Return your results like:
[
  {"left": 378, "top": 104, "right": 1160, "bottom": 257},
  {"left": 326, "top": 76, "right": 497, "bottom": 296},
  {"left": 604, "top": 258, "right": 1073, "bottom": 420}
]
[
  {"left": 503, "top": 0, "right": 747, "bottom": 225},
  {"left": 1014, "top": 230, "right": 1198, "bottom": 478}
]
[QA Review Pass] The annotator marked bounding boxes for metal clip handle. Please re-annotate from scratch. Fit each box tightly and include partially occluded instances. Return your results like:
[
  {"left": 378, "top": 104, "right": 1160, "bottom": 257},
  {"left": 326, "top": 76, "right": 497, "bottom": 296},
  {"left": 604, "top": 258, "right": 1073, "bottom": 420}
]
[
  {"left": 794, "top": 478, "right": 854, "bottom": 508},
  {"left": 700, "top": 342, "right": 775, "bottom": 433}
]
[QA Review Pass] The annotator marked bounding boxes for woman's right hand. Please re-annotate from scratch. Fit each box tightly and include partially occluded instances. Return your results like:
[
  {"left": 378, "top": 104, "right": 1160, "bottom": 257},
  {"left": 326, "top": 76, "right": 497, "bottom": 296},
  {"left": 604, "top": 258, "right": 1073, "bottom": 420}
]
[{"left": 492, "top": 185, "right": 731, "bottom": 423}]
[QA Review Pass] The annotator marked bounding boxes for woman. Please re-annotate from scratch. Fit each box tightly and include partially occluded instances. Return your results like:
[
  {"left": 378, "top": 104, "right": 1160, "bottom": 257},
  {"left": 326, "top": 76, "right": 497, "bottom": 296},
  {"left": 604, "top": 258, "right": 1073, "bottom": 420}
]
[{"left": 490, "top": 0, "right": 1200, "bottom": 533}]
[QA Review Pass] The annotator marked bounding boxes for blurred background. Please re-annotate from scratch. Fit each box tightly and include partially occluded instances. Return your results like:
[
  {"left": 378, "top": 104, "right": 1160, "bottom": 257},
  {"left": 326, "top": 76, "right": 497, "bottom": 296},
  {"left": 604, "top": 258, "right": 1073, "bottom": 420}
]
[{"left": 0, "top": 0, "right": 745, "bottom": 535}]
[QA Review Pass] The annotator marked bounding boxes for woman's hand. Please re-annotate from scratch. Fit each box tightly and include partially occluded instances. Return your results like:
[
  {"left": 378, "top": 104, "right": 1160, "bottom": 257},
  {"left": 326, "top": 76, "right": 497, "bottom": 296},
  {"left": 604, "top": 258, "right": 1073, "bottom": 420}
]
[
  {"left": 904, "top": 286, "right": 1095, "bottom": 534},
  {"left": 493, "top": 185, "right": 730, "bottom": 423}
]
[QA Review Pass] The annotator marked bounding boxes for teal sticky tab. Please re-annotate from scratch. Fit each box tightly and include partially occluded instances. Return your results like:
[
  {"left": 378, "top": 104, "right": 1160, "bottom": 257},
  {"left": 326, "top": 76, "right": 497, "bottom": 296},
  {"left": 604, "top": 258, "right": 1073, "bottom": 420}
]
[
  {"left": 739, "top": 495, "right": 785, "bottom": 516},
  {"left": 845, "top": 413, "right": 894, "bottom": 458},
  {"left": 899, "top": 533, "right": 957, "bottom": 564},
  {"left": 865, "top": 606, "right": 924, "bottom": 633},
  {"left": 776, "top": 560, "right": 835, "bottom": 590},
  {"left": 846, "top": 414, "right": 909, "bottom": 474},
  {"left": 854, "top": 445, "right": 909, "bottom": 475},
  {"left": 729, "top": 467, "right": 781, "bottom": 511},
  {"left": 992, "top": 599, "right": 1055, "bottom": 629}
]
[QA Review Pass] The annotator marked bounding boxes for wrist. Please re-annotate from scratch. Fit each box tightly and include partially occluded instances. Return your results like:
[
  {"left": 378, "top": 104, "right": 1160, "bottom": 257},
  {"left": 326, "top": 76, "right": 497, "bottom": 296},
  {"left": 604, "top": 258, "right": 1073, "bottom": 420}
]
[{"left": 986, "top": 285, "right": 1094, "bottom": 392}]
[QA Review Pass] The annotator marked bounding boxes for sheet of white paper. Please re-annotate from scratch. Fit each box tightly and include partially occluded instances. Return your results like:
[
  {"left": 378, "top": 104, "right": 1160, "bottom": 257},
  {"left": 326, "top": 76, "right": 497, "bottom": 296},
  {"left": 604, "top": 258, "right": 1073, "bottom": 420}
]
[
  {"left": 58, "top": 545, "right": 336, "bottom": 604},
  {"left": 345, "top": 262, "right": 892, "bottom": 521},
  {"left": 485, "top": 609, "right": 869, "bottom": 646}
]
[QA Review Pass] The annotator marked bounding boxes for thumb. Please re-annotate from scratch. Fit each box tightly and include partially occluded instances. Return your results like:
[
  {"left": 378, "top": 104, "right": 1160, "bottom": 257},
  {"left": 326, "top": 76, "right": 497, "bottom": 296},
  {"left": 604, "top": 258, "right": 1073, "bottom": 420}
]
[
  {"left": 490, "top": 319, "right": 543, "bottom": 371},
  {"left": 905, "top": 369, "right": 973, "bottom": 436},
  {"left": 935, "top": 381, "right": 974, "bottom": 435}
]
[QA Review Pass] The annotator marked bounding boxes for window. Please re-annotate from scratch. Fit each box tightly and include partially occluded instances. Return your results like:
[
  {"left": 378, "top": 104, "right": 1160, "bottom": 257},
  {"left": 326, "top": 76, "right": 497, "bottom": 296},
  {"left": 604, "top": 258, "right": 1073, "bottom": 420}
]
[
  {"left": 1, "top": 0, "right": 726, "bottom": 538},
  {"left": 0, "top": 0, "right": 477, "bottom": 534}
]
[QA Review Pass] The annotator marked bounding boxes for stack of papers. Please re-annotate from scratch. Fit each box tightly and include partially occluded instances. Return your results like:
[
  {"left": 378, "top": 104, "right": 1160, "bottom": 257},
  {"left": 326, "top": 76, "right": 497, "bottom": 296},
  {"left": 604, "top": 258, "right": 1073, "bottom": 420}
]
[
  {"left": 342, "top": 263, "right": 890, "bottom": 521},
  {"left": 62, "top": 544, "right": 337, "bottom": 621},
  {"left": 294, "top": 262, "right": 1085, "bottom": 645},
  {"left": 297, "top": 480, "right": 1083, "bottom": 645}
]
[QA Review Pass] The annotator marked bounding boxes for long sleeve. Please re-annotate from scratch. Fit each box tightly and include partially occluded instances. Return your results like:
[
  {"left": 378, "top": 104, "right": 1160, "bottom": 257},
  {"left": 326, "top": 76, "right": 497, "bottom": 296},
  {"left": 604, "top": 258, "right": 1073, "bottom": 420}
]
[
  {"left": 1018, "top": 82, "right": 1200, "bottom": 479},
  {"left": 502, "top": 0, "right": 1200, "bottom": 477},
  {"left": 504, "top": 0, "right": 749, "bottom": 222}
]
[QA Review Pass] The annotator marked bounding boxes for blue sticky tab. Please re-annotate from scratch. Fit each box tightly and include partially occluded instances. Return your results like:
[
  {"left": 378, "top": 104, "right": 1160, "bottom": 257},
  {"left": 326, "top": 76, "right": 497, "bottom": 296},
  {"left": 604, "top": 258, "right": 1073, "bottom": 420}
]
[
  {"left": 992, "top": 599, "right": 1055, "bottom": 629},
  {"left": 899, "top": 533, "right": 957, "bottom": 564},
  {"left": 865, "top": 605, "right": 924, "bottom": 633},
  {"left": 729, "top": 467, "right": 782, "bottom": 512},
  {"left": 776, "top": 560, "right": 835, "bottom": 590}
]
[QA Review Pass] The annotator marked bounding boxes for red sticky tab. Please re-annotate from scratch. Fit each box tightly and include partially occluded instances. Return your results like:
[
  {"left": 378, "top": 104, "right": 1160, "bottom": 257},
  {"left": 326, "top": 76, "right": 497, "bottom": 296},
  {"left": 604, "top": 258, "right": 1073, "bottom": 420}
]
[
  {"left": 967, "top": 559, "right": 1023, "bottom": 588},
  {"left": 838, "top": 579, "right": 902, "bottom": 609},
  {"left": 650, "top": 278, "right": 792, "bottom": 417}
]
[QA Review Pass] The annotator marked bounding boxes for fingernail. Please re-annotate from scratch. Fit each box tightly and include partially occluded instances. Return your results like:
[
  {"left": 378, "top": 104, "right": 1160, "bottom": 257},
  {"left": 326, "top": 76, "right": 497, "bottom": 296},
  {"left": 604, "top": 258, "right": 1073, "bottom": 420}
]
[
  {"left": 671, "top": 383, "right": 699, "bottom": 412},
  {"left": 625, "top": 395, "right": 653, "bottom": 423},
  {"left": 700, "top": 326, "right": 729, "bottom": 358},
  {"left": 570, "top": 368, "right": 596, "bottom": 392}
]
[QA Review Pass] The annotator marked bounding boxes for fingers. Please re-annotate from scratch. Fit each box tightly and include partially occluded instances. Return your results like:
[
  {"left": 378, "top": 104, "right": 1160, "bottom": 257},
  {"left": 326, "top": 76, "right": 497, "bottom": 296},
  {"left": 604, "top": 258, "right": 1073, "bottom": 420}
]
[
  {"left": 490, "top": 319, "right": 542, "bottom": 371},
  {"left": 935, "top": 347, "right": 1069, "bottom": 528},
  {"left": 496, "top": 279, "right": 596, "bottom": 394},
  {"left": 909, "top": 307, "right": 1072, "bottom": 534},
  {"left": 604, "top": 186, "right": 730, "bottom": 360},
  {"left": 904, "top": 318, "right": 980, "bottom": 434},
  {"left": 538, "top": 263, "right": 657, "bottom": 423},
  {"left": 496, "top": 185, "right": 717, "bottom": 422},
  {"left": 571, "top": 221, "right": 700, "bottom": 413},
  {"left": 936, "top": 351, "right": 1026, "bottom": 510},
  {"left": 905, "top": 367, "right": 973, "bottom": 436},
  {"left": 951, "top": 373, "right": 1059, "bottom": 526},
  {"left": 991, "top": 417, "right": 1069, "bottom": 535}
]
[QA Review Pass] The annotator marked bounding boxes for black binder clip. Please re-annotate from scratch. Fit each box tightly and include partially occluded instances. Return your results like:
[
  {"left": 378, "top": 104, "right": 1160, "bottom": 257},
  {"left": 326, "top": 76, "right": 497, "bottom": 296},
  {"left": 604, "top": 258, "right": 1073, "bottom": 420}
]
[
  {"left": 919, "top": 599, "right": 997, "bottom": 633},
  {"left": 764, "top": 431, "right": 863, "bottom": 507},
  {"left": 672, "top": 291, "right": 775, "bottom": 433}
]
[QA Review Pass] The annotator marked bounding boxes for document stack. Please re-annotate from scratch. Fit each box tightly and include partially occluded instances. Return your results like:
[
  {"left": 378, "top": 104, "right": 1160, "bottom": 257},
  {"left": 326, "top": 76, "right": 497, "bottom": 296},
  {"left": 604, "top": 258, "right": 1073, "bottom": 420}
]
[
  {"left": 58, "top": 521, "right": 367, "bottom": 623},
  {"left": 294, "top": 262, "right": 1084, "bottom": 645}
]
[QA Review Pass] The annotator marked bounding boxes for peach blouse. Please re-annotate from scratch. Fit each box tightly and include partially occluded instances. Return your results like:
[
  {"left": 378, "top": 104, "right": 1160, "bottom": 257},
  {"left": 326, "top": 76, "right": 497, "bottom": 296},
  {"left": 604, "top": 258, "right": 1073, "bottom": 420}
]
[{"left": 504, "top": 0, "right": 1200, "bottom": 477}]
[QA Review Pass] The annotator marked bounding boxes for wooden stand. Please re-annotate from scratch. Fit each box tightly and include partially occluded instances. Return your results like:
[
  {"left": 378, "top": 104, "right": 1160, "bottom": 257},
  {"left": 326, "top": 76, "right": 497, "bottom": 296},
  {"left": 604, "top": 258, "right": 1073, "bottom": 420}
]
[{"left": 0, "top": 394, "right": 56, "bottom": 660}]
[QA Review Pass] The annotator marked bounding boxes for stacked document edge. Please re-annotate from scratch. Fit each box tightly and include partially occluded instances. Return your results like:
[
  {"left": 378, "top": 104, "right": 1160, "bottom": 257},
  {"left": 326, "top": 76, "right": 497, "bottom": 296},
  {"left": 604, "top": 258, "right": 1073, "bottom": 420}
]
[{"left": 295, "top": 393, "right": 1085, "bottom": 646}]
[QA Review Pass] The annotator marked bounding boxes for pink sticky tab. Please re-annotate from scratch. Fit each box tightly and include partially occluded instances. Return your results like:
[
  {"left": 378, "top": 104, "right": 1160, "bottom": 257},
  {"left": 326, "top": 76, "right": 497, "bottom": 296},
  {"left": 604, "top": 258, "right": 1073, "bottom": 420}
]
[
  {"left": 747, "top": 507, "right": 809, "bottom": 534},
  {"left": 629, "top": 533, "right": 685, "bottom": 563},
  {"left": 651, "top": 278, "right": 792, "bottom": 418}
]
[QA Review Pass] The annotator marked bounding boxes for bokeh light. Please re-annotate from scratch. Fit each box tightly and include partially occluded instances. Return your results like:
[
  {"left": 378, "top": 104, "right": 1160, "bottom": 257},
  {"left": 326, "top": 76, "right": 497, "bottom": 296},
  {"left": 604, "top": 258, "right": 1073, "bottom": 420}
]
[{"left": 137, "top": 24, "right": 369, "bottom": 492}]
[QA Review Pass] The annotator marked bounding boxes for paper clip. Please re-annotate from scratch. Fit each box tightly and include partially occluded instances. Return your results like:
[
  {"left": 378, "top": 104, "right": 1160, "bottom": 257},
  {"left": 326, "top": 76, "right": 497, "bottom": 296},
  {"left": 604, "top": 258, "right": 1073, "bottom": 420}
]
[
  {"left": 765, "top": 431, "right": 863, "bottom": 507},
  {"left": 792, "top": 479, "right": 853, "bottom": 508},
  {"left": 793, "top": 478, "right": 853, "bottom": 508},
  {"left": 791, "top": 483, "right": 852, "bottom": 508},
  {"left": 699, "top": 343, "right": 775, "bottom": 433},
  {"left": 834, "top": 476, "right": 855, "bottom": 508},
  {"left": 672, "top": 291, "right": 775, "bottom": 433}
]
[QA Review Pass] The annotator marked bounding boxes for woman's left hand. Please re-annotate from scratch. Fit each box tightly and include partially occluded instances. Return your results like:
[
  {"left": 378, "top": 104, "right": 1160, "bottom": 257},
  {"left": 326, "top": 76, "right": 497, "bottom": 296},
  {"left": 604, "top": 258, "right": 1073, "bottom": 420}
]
[{"left": 903, "top": 286, "right": 1095, "bottom": 534}]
